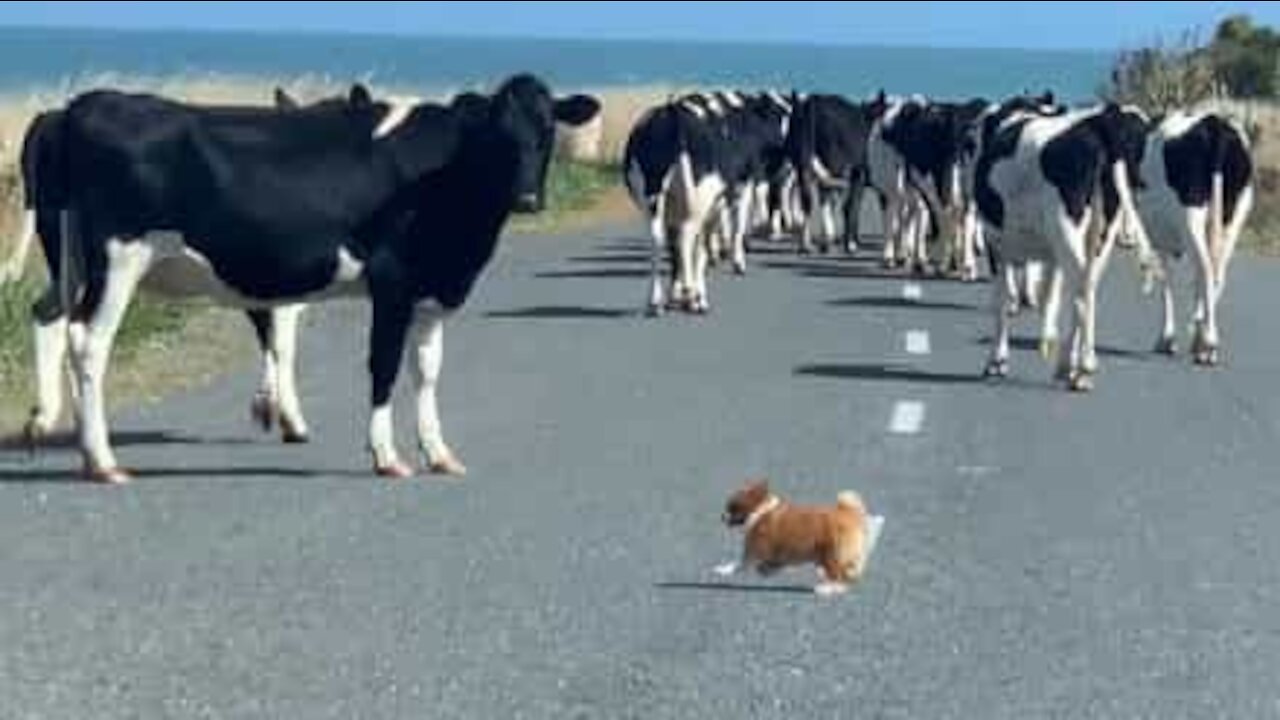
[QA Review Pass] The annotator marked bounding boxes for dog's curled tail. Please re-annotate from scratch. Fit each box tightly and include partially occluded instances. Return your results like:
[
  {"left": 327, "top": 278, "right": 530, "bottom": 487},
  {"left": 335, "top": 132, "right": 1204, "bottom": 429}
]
[{"left": 836, "top": 491, "right": 866, "bottom": 514}]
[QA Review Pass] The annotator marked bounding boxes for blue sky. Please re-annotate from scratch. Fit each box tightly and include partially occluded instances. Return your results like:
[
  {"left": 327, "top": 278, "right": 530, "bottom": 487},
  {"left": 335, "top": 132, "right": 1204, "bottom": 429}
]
[{"left": 0, "top": 1, "right": 1275, "bottom": 50}]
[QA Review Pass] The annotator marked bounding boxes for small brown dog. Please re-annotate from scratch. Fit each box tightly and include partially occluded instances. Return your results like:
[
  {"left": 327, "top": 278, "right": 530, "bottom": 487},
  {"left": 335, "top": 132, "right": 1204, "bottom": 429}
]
[{"left": 715, "top": 479, "right": 884, "bottom": 596}]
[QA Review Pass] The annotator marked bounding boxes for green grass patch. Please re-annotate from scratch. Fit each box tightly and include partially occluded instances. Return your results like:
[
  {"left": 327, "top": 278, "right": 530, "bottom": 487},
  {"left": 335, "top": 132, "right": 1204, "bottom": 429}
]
[
  {"left": 1241, "top": 167, "right": 1280, "bottom": 256},
  {"left": 0, "top": 279, "right": 193, "bottom": 419},
  {"left": 508, "top": 160, "right": 619, "bottom": 234}
]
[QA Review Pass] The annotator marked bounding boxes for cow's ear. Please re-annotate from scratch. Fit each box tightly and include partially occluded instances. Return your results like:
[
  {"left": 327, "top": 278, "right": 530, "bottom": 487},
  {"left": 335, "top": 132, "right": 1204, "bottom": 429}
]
[
  {"left": 554, "top": 94, "right": 601, "bottom": 126},
  {"left": 349, "top": 84, "right": 374, "bottom": 109},
  {"left": 273, "top": 88, "right": 299, "bottom": 111},
  {"left": 1040, "top": 90, "right": 1056, "bottom": 106}
]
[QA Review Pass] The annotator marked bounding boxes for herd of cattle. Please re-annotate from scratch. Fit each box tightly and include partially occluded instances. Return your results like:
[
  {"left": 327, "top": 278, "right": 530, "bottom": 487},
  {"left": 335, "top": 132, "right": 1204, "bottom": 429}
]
[
  {"left": 0, "top": 74, "right": 1258, "bottom": 483},
  {"left": 624, "top": 88, "right": 1254, "bottom": 386}
]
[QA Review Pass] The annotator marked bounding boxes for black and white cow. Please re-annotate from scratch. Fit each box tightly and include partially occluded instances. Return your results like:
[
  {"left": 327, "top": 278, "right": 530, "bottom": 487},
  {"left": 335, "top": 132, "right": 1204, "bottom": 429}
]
[
  {"left": 869, "top": 95, "right": 989, "bottom": 276},
  {"left": 976, "top": 103, "right": 1152, "bottom": 391},
  {"left": 49, "top": 75, "right": 598, "bottom": 483},
  {"left": 624, "top": 90, "right": 789, "bottom": 314},
  {"left": 784, "top": 93, "right": 888, "bottom": 254},
  {"left": 1132, "top": 110, "right": 1254, "bottom": 365},
  {"left": 22, "top": 91, "right": 317, "bottom": 449}
]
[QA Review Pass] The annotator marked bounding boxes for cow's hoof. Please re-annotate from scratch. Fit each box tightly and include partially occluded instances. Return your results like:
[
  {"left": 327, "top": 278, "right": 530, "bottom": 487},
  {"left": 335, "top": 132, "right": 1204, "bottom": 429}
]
[
  {"left": 1038, "top": 338, "right": 1059, "bottom": 363},
  {"left": 882, "top": 258, "right": 898, "bottom": 270},
  {"left": 1154, "top": 337, "right": 1178, "bottom": 356},
  {"left": 690, "top": 301, "right": 711, "bottom": 316},
  {"left": 844, "top": 243, "right": 859, "bottom": 256},
  {"left": 250, "top": 393, "right": 277, "bottom": 433},
  {"left": 1069, "top": 372, "right": 1095, "bottom": 393},
  {"left": 732, "top": 262, "right": 747, "bottom": 277},
  {"left": 282, "top": 430, "right": 310, "bottom": 445},
  {"left": 646, "top": 303, "right": 665, "bottom": 318},
  {"left": 375, "top": 461, "right": 415, "bottom": 480},
  {"left": 427, "top": 454, "right": 468, "bottom": 478},
  {"left": 86, "top": 466, "right": 133, "bottom": 485},
  {"left": 22, "top": 416, "right": 47, "bottom": 453},
  {"left": 1194, "top": 347, "right": 1221, "bottom": 367},
  {"left": 983, "top": 359, "right": 1009, "bottom": 379}
]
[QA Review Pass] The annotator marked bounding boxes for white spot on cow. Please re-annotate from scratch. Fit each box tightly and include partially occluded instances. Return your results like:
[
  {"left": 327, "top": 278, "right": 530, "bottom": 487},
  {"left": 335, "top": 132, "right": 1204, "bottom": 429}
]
[
  {"left": 679, "top": 100, "right": 707, "bottom": 120},
  {"left": 374, "top": 95, "right": 420, "bottom": 139},
  {"left": 720, "top": 91, "right": 745, "bottom": 109},
  {"left": 334, "top": 246, "right": 365, "bottom": 283}
]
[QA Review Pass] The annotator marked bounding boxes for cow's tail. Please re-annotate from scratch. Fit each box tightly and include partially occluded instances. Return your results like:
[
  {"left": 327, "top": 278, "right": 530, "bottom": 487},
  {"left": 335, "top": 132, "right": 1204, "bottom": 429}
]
[
  {"left": 1207, "top": 121, "right": 1231, "bottom": 286},
  {"left": 667, "top": 118, "right": 695, "bottom": 224}
]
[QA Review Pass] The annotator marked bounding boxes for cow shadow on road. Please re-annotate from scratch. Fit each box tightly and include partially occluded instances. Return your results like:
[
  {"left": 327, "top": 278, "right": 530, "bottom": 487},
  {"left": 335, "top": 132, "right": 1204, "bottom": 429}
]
[
  {"left": 0, "top": 430, "right": 255, "bottom": 453},
  {"left": 485, "top": 305, "right": 636, "bottom": 320},
  {"left": 829, "top": 296, "right": 977, "bottom": 312},
  {"left": 796, "top": 363, "right": 986, "bottom": 386},
  {"left": 536, "top": 268, "right": 651, "bottom": 280},
  {"left": 976, "top": 336, "right": 1153, "bottom": 361},
  {"left": 0, "top": 465, "right": 373, "bottom": 484}
]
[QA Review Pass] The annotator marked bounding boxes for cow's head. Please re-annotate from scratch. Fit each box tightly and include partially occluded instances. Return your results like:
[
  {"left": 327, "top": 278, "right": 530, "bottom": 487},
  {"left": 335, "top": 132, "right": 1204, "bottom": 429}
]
[{"left": 484, "top": 74, "right": 601, "bottom": 213}]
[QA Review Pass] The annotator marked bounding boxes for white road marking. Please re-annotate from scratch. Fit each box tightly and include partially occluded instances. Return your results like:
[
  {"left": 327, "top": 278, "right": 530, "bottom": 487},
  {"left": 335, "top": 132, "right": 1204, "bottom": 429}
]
[
  {"left": 902, "top": 283, "right": 923, "bottom": 301},
  {"left": 888, "top": 401, "right": 926, "bottom": 435},
  {"left": 904, "top": 330, "right": 931, "bottom": 356}
]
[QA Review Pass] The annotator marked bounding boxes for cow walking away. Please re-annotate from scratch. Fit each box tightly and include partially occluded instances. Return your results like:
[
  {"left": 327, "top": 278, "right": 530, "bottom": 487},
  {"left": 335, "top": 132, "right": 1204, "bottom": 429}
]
[
  {"left": 1133, "top": 110, "right": 1254, "bottom": 366},
  {"left": 976, "top": 103, "right": 1154, "bottom": 391}
]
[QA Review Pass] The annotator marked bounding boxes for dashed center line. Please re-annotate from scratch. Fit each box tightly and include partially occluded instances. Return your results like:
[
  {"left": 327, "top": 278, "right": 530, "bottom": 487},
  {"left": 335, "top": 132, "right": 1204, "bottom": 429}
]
[
  {"left": 902, "top": 282, "right": 923, "bottom": 301},
  {"left": 904, "top": 330, "right": 931, "bottom": 356},
  {"left": 888, "top": 401, "right": 926, "bottom": 435}
]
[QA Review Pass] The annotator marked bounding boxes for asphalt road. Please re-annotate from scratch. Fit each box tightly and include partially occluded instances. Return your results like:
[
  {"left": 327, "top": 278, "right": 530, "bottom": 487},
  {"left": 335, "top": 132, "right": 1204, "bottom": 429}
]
[{"left": 4, "top": 223, "right": 1280, "bottom": 719}]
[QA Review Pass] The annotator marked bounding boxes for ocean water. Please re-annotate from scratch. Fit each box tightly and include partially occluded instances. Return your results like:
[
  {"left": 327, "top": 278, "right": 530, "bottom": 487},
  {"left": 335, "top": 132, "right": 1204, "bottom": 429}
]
[{"left": 0, "top": 26, "right": 1112, "bottom": 100}]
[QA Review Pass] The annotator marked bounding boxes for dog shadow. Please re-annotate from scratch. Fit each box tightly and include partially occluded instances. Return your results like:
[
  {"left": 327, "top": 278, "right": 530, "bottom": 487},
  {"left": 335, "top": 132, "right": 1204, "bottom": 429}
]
[{"left": 654, "top": 581, "right": 815, "bottom": 596}]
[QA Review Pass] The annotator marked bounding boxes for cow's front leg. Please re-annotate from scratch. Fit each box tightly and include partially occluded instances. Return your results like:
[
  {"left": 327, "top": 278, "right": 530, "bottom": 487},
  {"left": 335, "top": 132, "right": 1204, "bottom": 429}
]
[
  {"left": 271, "top": 304, "right": 310, "bottom": 443},
  {"left": 412, "top": 303, "right": 466, "bottom": 477},
  {"left": 368, "top": 298, "right": 413, "bottom": 479}
]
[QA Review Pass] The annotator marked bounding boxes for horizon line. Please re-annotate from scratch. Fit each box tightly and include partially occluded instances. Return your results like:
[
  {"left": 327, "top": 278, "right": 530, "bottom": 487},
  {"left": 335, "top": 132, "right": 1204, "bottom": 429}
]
[{"left": 0, "top": 21, "right": 1123, "bottom": 56}]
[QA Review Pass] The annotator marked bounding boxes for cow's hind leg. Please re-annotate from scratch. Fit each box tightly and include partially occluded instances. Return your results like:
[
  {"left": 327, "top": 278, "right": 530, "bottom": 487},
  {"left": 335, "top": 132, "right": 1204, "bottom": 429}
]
[
  {"left": 75, "top": 238, "right": 154, "bottom": 483},
  {"left": 412, "top": 303, "right": 465, "bottom": 477},
  {"left": 25, "top": 287, "right": 70, "bottom": 447}
]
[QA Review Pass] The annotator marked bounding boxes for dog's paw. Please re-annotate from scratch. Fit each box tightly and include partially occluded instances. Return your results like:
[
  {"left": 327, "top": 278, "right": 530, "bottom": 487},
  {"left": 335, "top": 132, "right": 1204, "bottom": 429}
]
[
  {"left": 814, "top": 582, "right": 850, "bottom": 598},
  {"left": 712, "top": 562, "right": 740, "bottom": 578}
]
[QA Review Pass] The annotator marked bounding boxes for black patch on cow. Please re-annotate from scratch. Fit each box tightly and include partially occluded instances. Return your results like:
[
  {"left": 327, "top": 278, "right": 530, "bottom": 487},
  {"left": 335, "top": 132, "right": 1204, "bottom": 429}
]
[
  {"left": 974, "top": 118, "right": 1030, "bottom": 230},
  {"left": 1162, "top": 115, "right": 1253, "bottom": 220}
]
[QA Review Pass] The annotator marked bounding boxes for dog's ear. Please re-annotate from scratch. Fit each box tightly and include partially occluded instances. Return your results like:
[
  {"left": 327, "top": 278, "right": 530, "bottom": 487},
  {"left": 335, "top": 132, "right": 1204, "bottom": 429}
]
[{"left": 748, "top": 478, "right": 771, "bottom": 495}]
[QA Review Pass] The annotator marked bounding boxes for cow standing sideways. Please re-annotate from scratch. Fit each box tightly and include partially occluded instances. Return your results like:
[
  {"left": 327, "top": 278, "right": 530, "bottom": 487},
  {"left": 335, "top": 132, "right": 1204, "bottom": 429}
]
[
  {"left": 44, "top": 75, "right": 599, "bottom": 482},
  {"left": 19, "top": 91, "right": 320, "bottom": 449}
]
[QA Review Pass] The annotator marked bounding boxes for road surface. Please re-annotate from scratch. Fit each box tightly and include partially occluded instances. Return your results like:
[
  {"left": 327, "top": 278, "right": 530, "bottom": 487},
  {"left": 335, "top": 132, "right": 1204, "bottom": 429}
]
[{"left": 3, "top": 224, "right": 1280, "bottom": 719}]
